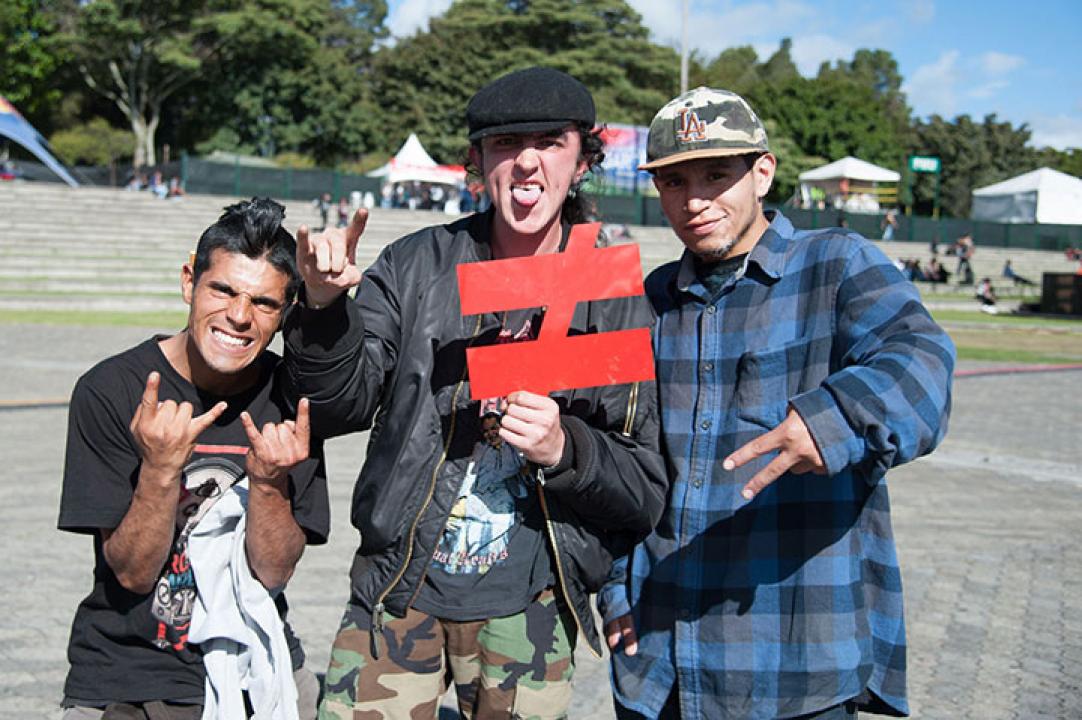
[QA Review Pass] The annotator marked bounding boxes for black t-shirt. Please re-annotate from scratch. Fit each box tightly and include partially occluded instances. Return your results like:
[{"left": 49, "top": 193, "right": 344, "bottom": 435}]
[
  {"left": 57, "top": 337, "right": 330, "bottom": 706},
  {"left": 413, "top": 310, "right": 554, "bottom": 621},
  {"left": 694, "top": 252, "right": 749, "bottom": 301}
]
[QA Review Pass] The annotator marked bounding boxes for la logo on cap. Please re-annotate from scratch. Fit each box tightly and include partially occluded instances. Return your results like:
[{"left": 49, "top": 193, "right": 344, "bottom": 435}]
[{"left": 676, "top": 107, "right": 706, "bottom": 143}]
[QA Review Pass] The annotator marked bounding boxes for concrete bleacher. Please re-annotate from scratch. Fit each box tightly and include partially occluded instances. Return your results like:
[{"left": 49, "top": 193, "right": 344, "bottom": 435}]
[
  {"left": 0, "top": 183, "right": 454, "bottom": 313},
  {"left": 1, "top": 182, "right": 1076, "bottom": 314}
]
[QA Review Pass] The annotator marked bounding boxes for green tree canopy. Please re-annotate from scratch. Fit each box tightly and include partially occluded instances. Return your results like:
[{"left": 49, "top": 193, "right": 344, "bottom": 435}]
[
  {"left": 52, "top": 0, "right": 387, "bottom": 168},
  {"left": 50, "top": 116, "right": 133, "bottom": 165},
  {"left": 0, "top": 0, "right": 70, "bottom": 133},
  {"left": 369, "top": 0, "right": 680, "bottom": 163},
  {"left": 691, "top": 46, "right": 761, "bottom": 96},
  {"left": 909, "top": 113, "right": 1039, "bottom": 217},
  {"left": 187, "top": 0, "right": 388, "bottom": 165}
]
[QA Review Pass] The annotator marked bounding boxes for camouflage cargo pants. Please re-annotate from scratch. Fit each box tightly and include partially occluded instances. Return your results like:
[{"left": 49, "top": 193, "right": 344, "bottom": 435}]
[{"left": 319, "top": 588, "right": 575, "bottom": 720}]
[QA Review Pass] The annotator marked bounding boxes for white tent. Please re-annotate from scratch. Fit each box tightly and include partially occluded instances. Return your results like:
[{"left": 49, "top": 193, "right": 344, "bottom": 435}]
[
  {"left": 368, "top": 133, "right": 466, "bottom": 186},
  {"left": 971, "top": 167, "right": 1082, "bottom": 225},
  {"left": 797, "top": 156, "right": 900, "bottom": 213},
  {"left": 798, "top": 156, "right": 901, "bottom": 183}
]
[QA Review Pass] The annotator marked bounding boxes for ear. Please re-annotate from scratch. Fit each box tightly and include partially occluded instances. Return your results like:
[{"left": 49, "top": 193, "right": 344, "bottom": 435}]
[
  {"left": 753, "top": 153, "right": 777, "bottom": 200},
  {"left": 181, "top": 263, "right": 195, "bottom": 307},
  {"left": 468, "top": 144, "right": 483, "bottom": 175},
  {"left": 573, "top": 154, "right": 589, "bottom": 185}
]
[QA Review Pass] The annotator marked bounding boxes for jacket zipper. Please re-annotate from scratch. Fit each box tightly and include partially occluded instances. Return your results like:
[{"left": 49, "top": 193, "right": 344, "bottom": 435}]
[
  {"left": 621, "top": 381, "right": 640, "bottom": 436},
  {"left": 369, "top": 314, "right": 483, "bottom": 659},
  {"left": 536, "top": 378, "right": 642, "bottom": 660},
  {"left": 536, "top": 480, "right": 602, "bottom": 660}
]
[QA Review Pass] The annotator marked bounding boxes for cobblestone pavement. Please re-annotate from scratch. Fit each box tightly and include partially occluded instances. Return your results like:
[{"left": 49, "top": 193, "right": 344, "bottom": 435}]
[{"left": 1, "top": 323, "right": 1079, "bottom": 719}]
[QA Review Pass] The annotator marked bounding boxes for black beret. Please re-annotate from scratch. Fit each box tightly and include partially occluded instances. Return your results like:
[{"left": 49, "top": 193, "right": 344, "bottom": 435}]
[{"left": 467, "top": 67, "right": 596, "bottom": 141}]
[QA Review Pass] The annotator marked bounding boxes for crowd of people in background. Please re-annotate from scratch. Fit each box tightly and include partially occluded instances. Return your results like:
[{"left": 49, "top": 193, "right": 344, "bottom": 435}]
[
  {"left": 377, "top": 179, "right": 488, "bottom": 214},
  {"left": 124, "top": 169, "right": 184, "bottom": 200}
]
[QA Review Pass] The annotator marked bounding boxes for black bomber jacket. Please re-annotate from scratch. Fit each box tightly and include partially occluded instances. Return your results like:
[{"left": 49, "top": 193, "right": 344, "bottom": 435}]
[{"left": 282, "top": 211, "right": 668, "bottom": 657}]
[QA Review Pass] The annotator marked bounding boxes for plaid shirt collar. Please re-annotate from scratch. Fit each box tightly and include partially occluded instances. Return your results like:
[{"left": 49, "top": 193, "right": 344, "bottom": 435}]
[{"left": 674, "top": 210, "right": 792, "bottom": 301}]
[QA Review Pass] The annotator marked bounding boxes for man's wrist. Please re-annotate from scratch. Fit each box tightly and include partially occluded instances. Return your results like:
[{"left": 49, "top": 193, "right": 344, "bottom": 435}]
[
  {"left": 302, "top": 284, "right": 343, "bottom": 310},
  {"left": 137, "top": 461, "right": 182, "bottom": 489},
  {"left": 541, "top": 427, "right": 573, "bottom": 473},
  {"left": 247, "top": 472, "right": 290, "bottom": 496}
]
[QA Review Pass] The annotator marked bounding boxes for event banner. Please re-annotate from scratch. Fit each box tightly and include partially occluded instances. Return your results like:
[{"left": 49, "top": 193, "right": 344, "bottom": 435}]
[{"left": 597, "top": 123, "right": 651, "bottom": 193}]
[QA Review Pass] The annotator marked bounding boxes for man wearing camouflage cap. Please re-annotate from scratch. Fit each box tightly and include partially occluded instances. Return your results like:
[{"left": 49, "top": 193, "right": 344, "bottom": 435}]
[{"left": 599, "top": 87, "right": 956, "bottom": 718}]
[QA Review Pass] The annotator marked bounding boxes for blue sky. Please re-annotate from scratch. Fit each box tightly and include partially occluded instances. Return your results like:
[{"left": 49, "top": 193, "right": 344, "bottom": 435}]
[{"left": 385, "top": 0, "right": 1082, "bottom": 150}]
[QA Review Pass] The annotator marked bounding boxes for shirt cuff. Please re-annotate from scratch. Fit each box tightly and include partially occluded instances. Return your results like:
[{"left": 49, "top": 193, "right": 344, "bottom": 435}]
[
  {"left": 285, "top": 287, "right": 357, "bottom": 357},
  {"left": 789, "top": 386, "right": 865, "bottom": 477},
  {"left": 597, "top": 582, "right": 631, "bottom": 625},
  {"left": 542, "top": 424, "right": 574, "bottom": 474}
]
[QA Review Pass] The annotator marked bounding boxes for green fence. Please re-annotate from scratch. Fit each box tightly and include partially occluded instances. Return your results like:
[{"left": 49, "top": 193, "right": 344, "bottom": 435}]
[
  {"left": 783, "top": 207, "right": 1081, "bottom": 251},
  {"left": 181, "top": 154, "right": 382, "bottom": 201},
  {"left": 588, "top": 190, "right": 1079, "bottom": 252}
]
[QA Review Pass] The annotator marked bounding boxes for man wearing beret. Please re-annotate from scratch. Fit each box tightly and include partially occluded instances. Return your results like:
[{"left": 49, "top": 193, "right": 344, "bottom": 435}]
[
  {"left": 600, "top": 87, "right": 955, "bottom": 718},
  {"left": 282, "top": 66, "right": 668, "bottom": 719}
]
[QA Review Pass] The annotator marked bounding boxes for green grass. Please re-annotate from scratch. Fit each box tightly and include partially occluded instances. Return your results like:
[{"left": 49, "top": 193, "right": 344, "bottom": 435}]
[
  {"left": 931, "top": 309, "right": 1082, "bottom": 328},
  {"left": 0, "top": 309, "right": 187, "bottom": 327},
  {"left": 0, "top": 289, "right": 177, "bottom": 299},
  {"left": 919, "top": 289, "right": 1039, "bottom": 302},
  {"left": 955, "top": 346, "right": 1082, "bottom": 364}
]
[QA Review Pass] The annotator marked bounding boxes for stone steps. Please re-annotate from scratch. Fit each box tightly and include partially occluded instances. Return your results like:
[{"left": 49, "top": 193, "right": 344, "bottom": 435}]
[{"left": 1, "top": 182, "right": 1073, "bottom": 315}]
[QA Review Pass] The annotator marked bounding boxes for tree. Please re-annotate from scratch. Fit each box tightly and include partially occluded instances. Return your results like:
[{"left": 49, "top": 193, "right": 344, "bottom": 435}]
[
  {"left": 181, "top": 0, "right": 388, "bottom": 165},
  {"left": 49, "top": 117, "right": 133, "bottom": 184},
  {"left": 760, "top": 38, "right": 799, "bottom": 84},
  {"left": 749, "top": 75, "right": 905, "bottom": 171},
  {"left": 0, "top": 0, "right": 70, "bottom": 133},
  {"left": 1036, "top": 147, "right": 1082, "bottom": 178},
  {"left": 817, "top": 48, "right": 910, "bottom": 145},
  {"left": 692, "top": 46, "right": 761, "bottom": 96},
  {"left": 909, "top": 113, "right": 1039, "bottom": 217},
  {"left": 763, "top": 120, "right": 826, "bottom": 205},
  {"left": 54, "top": 0, "right": 389, "bottom": 168},
  {"left": 53, "top": 0, "right": 232, "bottom": 168},
  {"left": 369, "top": 0, "right": 680, "bottom": 163}
]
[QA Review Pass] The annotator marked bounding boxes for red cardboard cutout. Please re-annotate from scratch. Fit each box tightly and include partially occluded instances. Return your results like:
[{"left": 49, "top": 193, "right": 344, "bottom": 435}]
[{"left": 457, "top": 223, "right": 655, "bottom": 399}]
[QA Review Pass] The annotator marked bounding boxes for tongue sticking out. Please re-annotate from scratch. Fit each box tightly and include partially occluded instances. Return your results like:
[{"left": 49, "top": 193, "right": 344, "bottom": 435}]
[{"left": 511, "top": 185, "right": 542, "bottom": 207}]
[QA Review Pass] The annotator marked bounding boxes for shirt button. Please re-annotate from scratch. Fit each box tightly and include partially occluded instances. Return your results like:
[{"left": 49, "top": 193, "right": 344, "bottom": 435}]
[
  {"left": 700, "top": 419, "right": 712, "bottom": 431},
  {"left": 702, "top": 362, "right": 714, "bottom": 373},
  {"left": 706, "top": 305, "right": 717, "bottom": 315},
  {"left": 692, "top": 478, "right": 703, "bottom": 488}
]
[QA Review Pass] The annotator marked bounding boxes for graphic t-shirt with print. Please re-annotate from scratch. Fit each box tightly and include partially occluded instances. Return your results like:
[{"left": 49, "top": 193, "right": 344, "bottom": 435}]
[
  {"left": 57, "top": 337, "right": 329, "bottom": 706},
  {"left": 413, "top": 311, "right": 555, "bottom": 621}
]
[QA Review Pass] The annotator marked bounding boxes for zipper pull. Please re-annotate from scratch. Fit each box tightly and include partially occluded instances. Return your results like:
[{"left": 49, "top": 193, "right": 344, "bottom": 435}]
[
  {"left": 370, "top": 602, "right": 385, "bottom": 659},
  {"left": 535, "top": 466, "right": 546, "bottom": 487}
]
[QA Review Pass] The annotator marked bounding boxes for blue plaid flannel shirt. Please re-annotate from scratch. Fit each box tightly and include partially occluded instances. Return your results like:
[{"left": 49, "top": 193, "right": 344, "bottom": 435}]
[{"left": 599, "top": 211, "right": 955, "bottom": 719}]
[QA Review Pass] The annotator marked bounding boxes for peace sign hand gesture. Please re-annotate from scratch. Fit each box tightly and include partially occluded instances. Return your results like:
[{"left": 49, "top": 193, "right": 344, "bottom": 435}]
[
  {"left": 297, "top": 209, "right": 368, "bottom": 308},
  {"left": 129, "top": 372, "right": 228, "bottom": 483},
  {"left": 240, "top": 398, "right": 311, "bottom": 486}
]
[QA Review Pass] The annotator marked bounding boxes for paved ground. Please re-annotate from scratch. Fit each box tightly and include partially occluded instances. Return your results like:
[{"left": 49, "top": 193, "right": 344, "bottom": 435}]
[{"left": 1, "top": 322, "right": 1080, "bottom": 719}]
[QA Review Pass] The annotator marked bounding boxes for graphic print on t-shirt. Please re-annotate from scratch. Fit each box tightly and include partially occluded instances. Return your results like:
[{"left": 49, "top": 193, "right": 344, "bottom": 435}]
[
  {"left": 150, "top": 455, "right": 244, "bottom": 651},
  {"left": 432, "top": 414, "right": 530, "bottom": 574},
  {"left": 431, "top": 316, "right": 534, "bottom": 575}
]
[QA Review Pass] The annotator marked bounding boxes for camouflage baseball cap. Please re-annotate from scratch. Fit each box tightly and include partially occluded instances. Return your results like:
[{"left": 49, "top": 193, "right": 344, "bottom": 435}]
[{"left": 640, "top": 87, "right": 769, "bottom": 171}]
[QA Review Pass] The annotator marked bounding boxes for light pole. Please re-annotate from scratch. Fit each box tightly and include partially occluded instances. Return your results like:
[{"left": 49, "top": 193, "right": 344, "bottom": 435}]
[{"left": 680, "top": 0, "right": 689, "bottom": 93}]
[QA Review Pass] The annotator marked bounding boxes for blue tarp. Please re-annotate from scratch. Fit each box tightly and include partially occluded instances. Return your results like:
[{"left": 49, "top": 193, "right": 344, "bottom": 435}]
[{"left": 0, "top": 94, "right": 79, "bottom": 187}]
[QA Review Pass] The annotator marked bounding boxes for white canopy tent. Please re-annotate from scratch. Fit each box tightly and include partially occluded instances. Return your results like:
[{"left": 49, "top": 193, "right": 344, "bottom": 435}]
[
  {"left": 971, "top": 167, "right": 1082, "bottom": 225},
  {"left": 797, "top": 156, "right": 901, "bottom": 213},
  {"left": 368, "top": 133, "right": 466, "bottom": 186}
]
